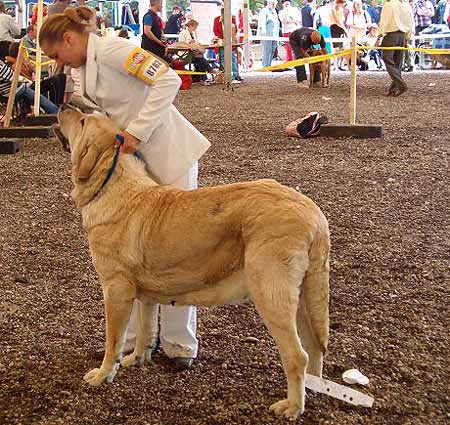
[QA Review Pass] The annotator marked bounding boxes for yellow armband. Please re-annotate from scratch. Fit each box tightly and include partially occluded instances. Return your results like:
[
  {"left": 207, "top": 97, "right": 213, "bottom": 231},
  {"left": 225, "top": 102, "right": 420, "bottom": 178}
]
[{"left": 123, "top": 47, "right": 168, "bottom": 85}]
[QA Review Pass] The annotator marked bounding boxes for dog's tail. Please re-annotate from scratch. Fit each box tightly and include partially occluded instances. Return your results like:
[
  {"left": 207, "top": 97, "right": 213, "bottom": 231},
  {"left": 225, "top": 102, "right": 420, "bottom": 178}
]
[{"left": 297, "top": 212, "right": 330, "bottom": 375}]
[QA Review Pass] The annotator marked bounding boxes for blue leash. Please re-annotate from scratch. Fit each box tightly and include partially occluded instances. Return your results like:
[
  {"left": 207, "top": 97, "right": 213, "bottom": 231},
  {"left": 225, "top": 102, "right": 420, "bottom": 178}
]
[{"left": 95, "top": 134, "right": 142, "bottom": 197}]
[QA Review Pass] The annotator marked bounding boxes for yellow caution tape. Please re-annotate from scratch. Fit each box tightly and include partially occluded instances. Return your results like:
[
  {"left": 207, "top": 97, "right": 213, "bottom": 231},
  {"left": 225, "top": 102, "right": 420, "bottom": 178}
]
[
  {"left": 25, "top": 46, "right": 38, "bottom": 52},
  {"left": 255, "top": 49, "right": 352, "bottom": 72},
  {"left": 30, "top": 60, "right": 55, "bottom": 66},
  {"left": 175, "top": 70, "right": 207, "bottom": 75},
  {"left": 255, "top": 44, "right": 450, "bottom": 72},
  {"left": 357, "top": 45, "right": 450, "bottom": 55}
]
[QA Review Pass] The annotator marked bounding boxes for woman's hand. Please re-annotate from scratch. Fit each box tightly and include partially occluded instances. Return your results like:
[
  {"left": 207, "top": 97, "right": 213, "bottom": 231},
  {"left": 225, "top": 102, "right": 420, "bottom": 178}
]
[{"left": 116, "top": 131, "right": 140, "bottom": 154}]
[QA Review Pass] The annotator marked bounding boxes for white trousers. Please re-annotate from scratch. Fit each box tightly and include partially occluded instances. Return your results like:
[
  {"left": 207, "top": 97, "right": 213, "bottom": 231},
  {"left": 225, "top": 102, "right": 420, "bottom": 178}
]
[{"left": 126, "top": 163, "right": 199, "bottom": 358}]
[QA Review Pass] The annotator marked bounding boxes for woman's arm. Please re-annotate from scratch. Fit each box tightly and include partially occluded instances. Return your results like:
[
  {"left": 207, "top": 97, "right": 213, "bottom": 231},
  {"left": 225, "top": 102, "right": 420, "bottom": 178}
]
[{"left": 100, "top": 38, "right": 181, "bottom": 151}]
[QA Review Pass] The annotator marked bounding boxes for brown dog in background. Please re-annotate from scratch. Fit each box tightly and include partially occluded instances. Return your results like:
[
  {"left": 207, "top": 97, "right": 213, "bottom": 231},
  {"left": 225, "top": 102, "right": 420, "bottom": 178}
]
[{"left": 308, "top": 49, "right": 330, "bottom": 88}]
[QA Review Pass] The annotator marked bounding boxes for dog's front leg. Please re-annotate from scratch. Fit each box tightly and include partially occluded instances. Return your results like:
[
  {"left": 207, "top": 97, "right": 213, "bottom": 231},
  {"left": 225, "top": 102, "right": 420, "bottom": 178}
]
[
  {"left": 121, "top": 301, "right": 157, "bottom": 368},
  {"left": 83, "top": 281, "right": 134, "bottom": 386}
]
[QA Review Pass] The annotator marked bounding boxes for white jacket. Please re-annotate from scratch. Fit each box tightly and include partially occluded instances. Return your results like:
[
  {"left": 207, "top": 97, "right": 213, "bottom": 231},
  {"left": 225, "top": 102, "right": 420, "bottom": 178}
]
[{"left": 78, "top": 33, "right": 210, "bottom": 184}]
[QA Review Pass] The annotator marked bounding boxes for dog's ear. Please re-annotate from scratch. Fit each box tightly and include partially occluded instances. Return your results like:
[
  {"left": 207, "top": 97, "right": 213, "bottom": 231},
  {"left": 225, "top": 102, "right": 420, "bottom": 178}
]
[
  {"left": 71, "top": 118, "right": 101, "bottom": 181},
  {"left": 76, "top": 142, "right": 100, "bottom": 180}
]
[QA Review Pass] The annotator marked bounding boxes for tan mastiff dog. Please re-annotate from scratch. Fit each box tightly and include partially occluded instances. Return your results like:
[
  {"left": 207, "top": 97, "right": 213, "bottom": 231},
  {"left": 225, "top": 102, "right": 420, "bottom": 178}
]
[{"left": 55, "top": 104, "right": 330, "bottom": 420}]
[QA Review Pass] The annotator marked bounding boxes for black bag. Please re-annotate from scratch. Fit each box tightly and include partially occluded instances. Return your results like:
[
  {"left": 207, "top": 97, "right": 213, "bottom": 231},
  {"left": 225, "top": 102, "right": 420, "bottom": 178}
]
[{"left": 286, "top": 112, "right": 329, "bottom": 138}]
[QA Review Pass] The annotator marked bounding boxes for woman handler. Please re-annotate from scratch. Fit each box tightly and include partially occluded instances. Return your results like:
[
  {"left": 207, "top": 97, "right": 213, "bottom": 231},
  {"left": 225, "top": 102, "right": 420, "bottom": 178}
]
[{"left": 40, "top": 7, "right": 211, "bottom": 370}]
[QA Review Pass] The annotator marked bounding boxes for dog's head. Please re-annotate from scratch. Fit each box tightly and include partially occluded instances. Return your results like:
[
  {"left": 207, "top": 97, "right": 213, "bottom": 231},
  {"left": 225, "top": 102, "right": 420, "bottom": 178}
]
[
  {"left": 54, "top": 104, "right": 123, "bottom": 207},
  {"left": 54, "top": 104, "right": 118, "bottom": 182},
  {"left": 310, "top": 49, "right": 323, "bottom": 58}
]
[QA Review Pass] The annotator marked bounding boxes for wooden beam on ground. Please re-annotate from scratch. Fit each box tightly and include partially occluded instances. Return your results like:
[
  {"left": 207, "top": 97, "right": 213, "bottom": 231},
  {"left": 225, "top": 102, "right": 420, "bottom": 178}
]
[
  {"left": 320, "top": 123, "right": 383, "bottom": 139},
  {"left": 0, "top": 126, "right": 54, "bottom": 139},
  {"left": 4, "top": 39, "right": 25, "bottom": 128},
  {"left": 0, "top": 139, "right": 21, "bottom": 154},
  {"left": 23, "top": 114, "right": 58, "bottom": 126}
]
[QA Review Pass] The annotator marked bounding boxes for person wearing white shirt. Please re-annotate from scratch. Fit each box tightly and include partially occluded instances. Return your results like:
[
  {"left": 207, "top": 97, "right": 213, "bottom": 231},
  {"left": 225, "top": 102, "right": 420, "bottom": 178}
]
[
  {"left": 40, "top": 6, "right": 211, "bottom": 371},
  {"left": 278, "top": 0, "right": 302, "bottom": 61},
  {"left": 257, "top": 0, "right": 280, "bottom": 67},
  {"left": 0, "top": 1, "right": 20, "bottom": 42},
  {"left": 444, "top": 0, "right": 450, "bottom": 24},
  {"left": 346, "top": 0, "right": 372, "bottom": 40},
  {"left": 378, "top": 0, "right": 415, "bottom": 96},
  {"left": 313, "top": 0, "right": 333, "bottom": 54}
]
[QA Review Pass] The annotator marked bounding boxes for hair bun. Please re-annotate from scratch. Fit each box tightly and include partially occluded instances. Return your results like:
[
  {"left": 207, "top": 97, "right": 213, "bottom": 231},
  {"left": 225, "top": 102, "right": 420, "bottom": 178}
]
[{"left": 64, "top": 6, "right": 93, "bottom": 25}]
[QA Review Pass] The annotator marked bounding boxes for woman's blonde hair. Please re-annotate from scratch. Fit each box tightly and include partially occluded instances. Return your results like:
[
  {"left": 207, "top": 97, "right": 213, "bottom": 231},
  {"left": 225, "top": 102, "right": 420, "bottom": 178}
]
[{"left": 39, "top": 6, "right": 95, "bottom": 45}]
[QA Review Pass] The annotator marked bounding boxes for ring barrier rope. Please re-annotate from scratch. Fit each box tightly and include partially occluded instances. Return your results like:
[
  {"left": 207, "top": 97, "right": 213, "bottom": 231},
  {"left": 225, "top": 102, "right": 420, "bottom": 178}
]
[
  {"left": 250, "top": 33, "right": 450, "bottom": 43},
  {"left": 164, "top": 32, "right": 450, "bottom": 43},
  {"left": 255, "top": 44, "right": 450, "bottom": 72},
  {"left": 255, "top": 49, "right": 352, "bottom": 72}
]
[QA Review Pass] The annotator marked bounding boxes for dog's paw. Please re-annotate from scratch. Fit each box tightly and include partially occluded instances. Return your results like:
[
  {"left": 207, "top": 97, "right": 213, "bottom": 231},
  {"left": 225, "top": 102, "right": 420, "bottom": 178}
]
[
  {"left": 269, "top": 399, "right": 303, "bottom": 421},
  {"left": 121, "top": 352, "right": 143, "bottom": 368},
  {"left": 83, "top": 365, "right": 118, "bottom": 386}
]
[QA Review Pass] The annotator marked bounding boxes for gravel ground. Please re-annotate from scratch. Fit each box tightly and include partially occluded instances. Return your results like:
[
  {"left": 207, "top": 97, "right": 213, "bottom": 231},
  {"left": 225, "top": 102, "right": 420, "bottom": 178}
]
[{"left": 1, "top": 71, "right": 449, "bottom": 425}]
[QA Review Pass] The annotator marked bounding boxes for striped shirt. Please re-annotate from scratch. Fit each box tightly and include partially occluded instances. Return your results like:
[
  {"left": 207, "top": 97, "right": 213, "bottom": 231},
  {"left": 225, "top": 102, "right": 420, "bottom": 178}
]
[{"left": 0, "top": 60, "right": 14, "bottom": 97}]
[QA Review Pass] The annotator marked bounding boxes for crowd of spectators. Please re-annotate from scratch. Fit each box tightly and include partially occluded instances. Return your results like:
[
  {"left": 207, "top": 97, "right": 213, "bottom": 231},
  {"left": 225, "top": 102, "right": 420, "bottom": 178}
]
[{"left": 0, "top": 0, "right": 448, "bottom": 106}]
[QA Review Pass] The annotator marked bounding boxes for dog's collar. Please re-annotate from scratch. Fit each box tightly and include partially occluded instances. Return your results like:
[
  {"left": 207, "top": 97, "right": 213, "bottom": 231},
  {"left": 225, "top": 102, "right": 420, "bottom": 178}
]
[{"left": 92, "top": 134, "right": 142, "bottom": 200}]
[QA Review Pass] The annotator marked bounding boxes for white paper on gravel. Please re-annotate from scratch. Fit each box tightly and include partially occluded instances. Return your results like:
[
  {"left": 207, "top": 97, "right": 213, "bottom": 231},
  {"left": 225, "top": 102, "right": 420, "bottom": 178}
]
[{"left": 305, "top": 374, "right": 374, "bottom": 408}]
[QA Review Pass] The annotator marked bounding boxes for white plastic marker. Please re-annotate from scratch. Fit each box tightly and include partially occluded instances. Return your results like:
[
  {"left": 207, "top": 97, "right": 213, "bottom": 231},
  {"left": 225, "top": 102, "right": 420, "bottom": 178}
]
[
  {"left": 305, "top": 374, "right": 374, "bottom": 408},
  {"left": 342, "top": 369, "right": 370, "bottom": 386}
]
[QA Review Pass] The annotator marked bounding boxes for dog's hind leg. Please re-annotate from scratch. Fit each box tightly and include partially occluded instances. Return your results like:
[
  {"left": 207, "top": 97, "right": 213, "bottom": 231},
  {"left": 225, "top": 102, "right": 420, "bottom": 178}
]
[
  {"left": 83, "top": 280, "right": 135, "bottom": 386},
  {"left": 297, "top": 229, "right": 330, "bottom": 377},
  {"left": 246, "top": 253, "right": 309, "bottom": 420},
  {"left": 121, "top": 301, "right": 158, "bottom": 367}
]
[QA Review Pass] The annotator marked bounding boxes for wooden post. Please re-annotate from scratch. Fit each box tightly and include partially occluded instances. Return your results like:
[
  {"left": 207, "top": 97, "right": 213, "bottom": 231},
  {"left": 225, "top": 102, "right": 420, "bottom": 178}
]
[
  {"left": 33, "top": 0, "right": 44, "bottom": 116},
  {"left": 243, "top": 0, "right": 250, "bottom": 71},
  {"left": 223, "top": 0, "right": 232, "bottom": 84},
  {"left": 349, "top": 37, "right": 357, "bottom": 125},
  {"left": 4, "top": 39, "right": 25, "bottom": 128}
]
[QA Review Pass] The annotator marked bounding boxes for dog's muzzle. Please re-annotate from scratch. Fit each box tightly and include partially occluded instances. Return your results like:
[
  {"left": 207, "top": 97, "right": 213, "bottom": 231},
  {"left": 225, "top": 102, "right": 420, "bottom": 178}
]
[{"left": 52, "top": 124, "right": 70, "bottom": 153}]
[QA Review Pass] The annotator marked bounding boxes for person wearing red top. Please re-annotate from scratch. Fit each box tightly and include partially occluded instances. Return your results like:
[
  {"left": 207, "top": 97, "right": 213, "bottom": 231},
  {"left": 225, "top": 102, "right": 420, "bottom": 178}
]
[{"left": 213, "top": 9, "right": 242, "bottom": 82}]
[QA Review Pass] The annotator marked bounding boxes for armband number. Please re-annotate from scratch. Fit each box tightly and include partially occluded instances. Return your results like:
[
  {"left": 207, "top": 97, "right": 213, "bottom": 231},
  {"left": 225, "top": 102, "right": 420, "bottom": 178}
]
[{"left": 123, "top": 47, "right": 168, "bottom": 84}]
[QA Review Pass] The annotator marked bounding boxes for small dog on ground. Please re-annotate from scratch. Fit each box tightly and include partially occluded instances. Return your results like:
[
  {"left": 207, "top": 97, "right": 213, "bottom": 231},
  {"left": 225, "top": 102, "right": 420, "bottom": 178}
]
[{"left": 308, "top": 49, "right": 330, "bottom": 88}]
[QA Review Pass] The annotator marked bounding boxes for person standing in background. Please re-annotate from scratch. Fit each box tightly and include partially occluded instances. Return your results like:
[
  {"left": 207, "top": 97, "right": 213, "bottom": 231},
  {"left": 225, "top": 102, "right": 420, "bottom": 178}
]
[
  {"left": 213, "top": 7, "right": 243, "bottom": 82},
  {"left": 279, "top": 0, "right": 302, "bottom": 62},
  {"left": 346, "top": 0, "right": 372, "bottom": 40},
  {"left": 378, "top": 0, "right": 414, "bottom": 96},
  {"left": 103, "top": 8, "right": 113, "bottom": 28},
  {"left": 368, "top": 0, "right": 382, "bottom": 24},
  {"left": 302, "top": 0, "right": 316, "bottom": 28},
  {"left": 257, "top": 0, "right": 280, "bottom": 67},
  {"left": 313, "top": 0, "right": 333, "bottom": 53},
  {"left": 0, "top": 1, "right": 20, "bottom": 43},
  {"left": 142, "top": 0, "right": 167, "bottom": 59},
  {"left": 165, "top": 5, "right": 184, "bottom": 36},
  {"left": 47, "top": 0, "right": 70, "bottom": 16},
  {"left": 413, "top": 0, "right": 434, "bottom": 34},
  {"left": 445, "top": 0, "right": 450, "bottom": 25}
]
